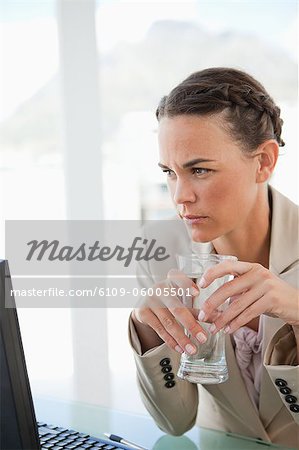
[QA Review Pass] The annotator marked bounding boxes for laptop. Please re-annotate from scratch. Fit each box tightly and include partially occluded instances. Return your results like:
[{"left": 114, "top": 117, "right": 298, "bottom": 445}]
[{"left": 0, "top": 259, "right": 138, "bottom": 450}]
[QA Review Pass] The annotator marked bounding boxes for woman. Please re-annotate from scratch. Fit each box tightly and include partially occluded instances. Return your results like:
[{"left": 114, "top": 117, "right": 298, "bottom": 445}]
[{"left": 129, "top": 68, "right": 299, "bottom": 448}]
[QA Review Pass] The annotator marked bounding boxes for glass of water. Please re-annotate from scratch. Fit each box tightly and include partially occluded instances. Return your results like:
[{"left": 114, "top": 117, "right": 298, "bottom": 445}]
[{"left": 176, "top": 253, "right": 237, "bottom": 384}]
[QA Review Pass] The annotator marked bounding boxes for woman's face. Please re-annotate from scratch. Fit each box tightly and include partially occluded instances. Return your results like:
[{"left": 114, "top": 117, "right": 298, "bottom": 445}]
[{"left": 158, "top": 114, "right": 261, "bottom": 243}]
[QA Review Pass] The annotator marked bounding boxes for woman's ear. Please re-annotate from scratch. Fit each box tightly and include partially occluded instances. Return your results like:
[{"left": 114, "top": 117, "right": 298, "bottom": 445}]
[{"left": 255, "top": 140, "right": 279, "bottom": 183}]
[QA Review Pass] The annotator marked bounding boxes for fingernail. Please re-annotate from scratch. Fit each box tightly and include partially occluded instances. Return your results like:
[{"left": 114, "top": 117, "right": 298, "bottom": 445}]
[
  {"left": 175, "top": 345, "right": 184, "bottom": 353},
  {"left": 191, "top": 287, "right": 199, "bottom": 296},
  {"left": 209, "top": 323, "right": 217, "bottom": 334},
  {"left": 199, "top": 276, "right": 206, "bottom": 288},
  {"left": 198, "top": 310, "right": 205, "bottom": 321},
  {"left": 224, "top": 325, "right": 231, "bottom": 334},
  {"left": 185, "top": 344, "right": 197, "bottom": 355},
  {"left": 196, "top": 332, "right": 207, "bottom": 344}
]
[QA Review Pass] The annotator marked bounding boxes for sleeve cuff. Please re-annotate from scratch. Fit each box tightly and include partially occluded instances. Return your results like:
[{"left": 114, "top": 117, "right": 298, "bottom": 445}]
[{"left": 128, "top": 311, "right": 167, "bottom": 357}]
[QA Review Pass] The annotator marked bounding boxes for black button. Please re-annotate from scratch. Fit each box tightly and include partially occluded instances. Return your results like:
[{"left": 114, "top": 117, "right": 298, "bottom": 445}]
[
  {"left": 164, "top": 373, "right": 175, "bottom": 381},
  {"left": 285, "top": 395, "right": 297, "bottom": 404},
  {"left": 290, "top": 404, "right": 299, "bottom": 413},
  {"left": 280, "top": 387, "right": 291, "bottom": 395},
  {"left": 161, "top": 365, "right": 172, "bottom": 374},
  {"left": 165, "top": 380, "right": 176, "bottom": 388},
  {"left": 275, "top": 378, "right": 287, "bottom": 387},
  {"left": 160, "top": 358, "right": 171, "bottom": 367}
]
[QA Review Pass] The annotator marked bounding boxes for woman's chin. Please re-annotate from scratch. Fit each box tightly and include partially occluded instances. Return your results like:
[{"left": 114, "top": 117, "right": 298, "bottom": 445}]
[{"left": 190, "top": 227, "right": 219, "bottom": 243}]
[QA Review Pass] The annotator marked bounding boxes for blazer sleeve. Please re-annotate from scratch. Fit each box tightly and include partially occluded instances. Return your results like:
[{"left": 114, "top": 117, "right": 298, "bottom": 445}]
[
  {"left": 263, "top": 323, "right": 299, "bottom": 425},
  {"left": 128, "top": 314, "right": 198, "bottom": 436}
]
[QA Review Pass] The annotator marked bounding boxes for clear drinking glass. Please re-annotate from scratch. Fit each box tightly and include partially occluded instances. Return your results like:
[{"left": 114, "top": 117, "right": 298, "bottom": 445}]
[{"left": 176, "top": 253, "right": 237, "bottom": 384}]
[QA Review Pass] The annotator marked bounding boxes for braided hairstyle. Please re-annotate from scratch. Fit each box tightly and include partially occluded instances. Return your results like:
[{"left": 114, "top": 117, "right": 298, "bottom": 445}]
[{"left": 156, "top": 67, "right": 285, "bottom": 152}]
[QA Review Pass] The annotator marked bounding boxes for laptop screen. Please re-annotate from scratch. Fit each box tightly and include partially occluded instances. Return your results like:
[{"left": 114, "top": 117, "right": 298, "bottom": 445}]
[{"left": 0, "top": 259, "right": 40, "bottom": 450}]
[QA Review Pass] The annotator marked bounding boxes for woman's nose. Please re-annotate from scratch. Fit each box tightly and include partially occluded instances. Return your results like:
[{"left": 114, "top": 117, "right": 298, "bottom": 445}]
[{"left": 173, "top": 179, "right": 196, "bottom": 205}]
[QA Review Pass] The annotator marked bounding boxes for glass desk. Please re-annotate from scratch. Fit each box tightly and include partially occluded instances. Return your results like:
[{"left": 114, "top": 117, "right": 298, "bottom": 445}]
[{"left": 34, "top": 396, "right": 296, "bottom": 450}]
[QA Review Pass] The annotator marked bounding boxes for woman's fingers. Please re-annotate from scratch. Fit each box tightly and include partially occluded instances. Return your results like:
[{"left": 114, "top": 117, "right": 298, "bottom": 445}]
[
  {"left": 135, "top": 287, "right": 208, "bottom": 352},
  {"left": 201, "top": 268, "right": 261, "bottom": 321},
  {"left": 135, "top": 307, "right": 185, "bottom": 353},
  {"left": 200, "top": 309, "right": 222, "bottom": 324},
  {"left": 209, "top": 286, "right": 265, "bottom": 334},
  {"left": 134, "top": 268, "right": 211, "bottom": 353},
  {"left": 153, "top": 308, "right": 200, "bottom": 354},
  {"left": 200, "top": 261, "right": 260, "bottom": 289},
  {"left": 156, "top": 294, "right": 209, "bottom": 346},
  {"left": 136, "top": 305, "right": 200, "bottom": 354}
]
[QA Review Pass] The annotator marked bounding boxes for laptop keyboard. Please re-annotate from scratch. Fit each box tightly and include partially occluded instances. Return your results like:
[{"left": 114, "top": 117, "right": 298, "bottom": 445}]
[{"left": 38, "top": 422, "right": 123, "bottom": 450}]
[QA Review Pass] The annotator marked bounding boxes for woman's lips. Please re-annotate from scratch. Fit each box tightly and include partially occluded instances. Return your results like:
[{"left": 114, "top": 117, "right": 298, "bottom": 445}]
[{"left": 183, "top": 215, "right": 209, "bottom": 224}]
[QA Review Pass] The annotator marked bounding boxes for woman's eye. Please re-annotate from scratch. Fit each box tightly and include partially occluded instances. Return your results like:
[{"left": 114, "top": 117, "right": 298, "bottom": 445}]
[
  {"left": 193, "top": 168, "right": 211, "bottom": 175},
  {"left": 161, "top": 168, "right": 212, "bottom": 177},
  {"left": 162, "top": 169, "right": 174, "bottom": 176}
]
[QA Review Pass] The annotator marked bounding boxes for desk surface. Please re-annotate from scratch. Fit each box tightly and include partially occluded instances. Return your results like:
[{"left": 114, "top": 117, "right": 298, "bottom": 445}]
[{"left": 34, "top": 396, "right": 295, "bottom": 450}]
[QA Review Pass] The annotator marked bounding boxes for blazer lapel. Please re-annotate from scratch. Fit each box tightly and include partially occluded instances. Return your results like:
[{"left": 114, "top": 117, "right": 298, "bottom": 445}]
[
  {"left": 258, "top": 186, "right": 299, "bottom": 427},
  {"left": 207, "top": 334, "right": 270, "bottom": 441}
]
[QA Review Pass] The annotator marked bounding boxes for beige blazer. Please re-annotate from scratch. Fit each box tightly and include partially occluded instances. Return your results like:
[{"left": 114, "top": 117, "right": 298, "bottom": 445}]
[{"left": 128, "top": 186, "right": 299, "bottom": 449}]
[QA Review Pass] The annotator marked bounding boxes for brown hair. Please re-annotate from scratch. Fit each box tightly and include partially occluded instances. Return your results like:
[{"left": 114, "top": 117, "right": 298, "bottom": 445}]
[{"left": 156, "top": 67, "right": 285, "bottom": 152}]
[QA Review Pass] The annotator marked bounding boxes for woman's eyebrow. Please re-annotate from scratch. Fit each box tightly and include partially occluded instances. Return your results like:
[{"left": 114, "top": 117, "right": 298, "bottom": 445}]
[
  {"left": 158, "top": 158, "right": 215, "bottom": 170},
  {"left": 182, "top": 158, "right": 215, "bottom": 168},
  {"left": 158, "top": 162, "right": 171, "bottom": 169}
]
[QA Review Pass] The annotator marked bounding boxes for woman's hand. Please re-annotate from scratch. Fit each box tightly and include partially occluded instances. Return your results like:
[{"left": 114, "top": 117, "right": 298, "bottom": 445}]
[
  {"left": 197, "top": 260, "right": 299, "bottom": 335},
  {"left": 132, "top": 269, "right": 208, "bottom": 355}
]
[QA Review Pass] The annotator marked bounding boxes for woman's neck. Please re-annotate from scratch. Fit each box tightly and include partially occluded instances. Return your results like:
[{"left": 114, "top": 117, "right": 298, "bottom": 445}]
[{"left": 212, "top": 187, "right": 271, "bottom": 268}]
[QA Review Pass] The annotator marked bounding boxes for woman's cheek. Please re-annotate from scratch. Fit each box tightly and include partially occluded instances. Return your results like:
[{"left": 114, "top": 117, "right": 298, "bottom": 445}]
[{"left": 205, "top": 181, "right": 231, "bottom": 206}]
